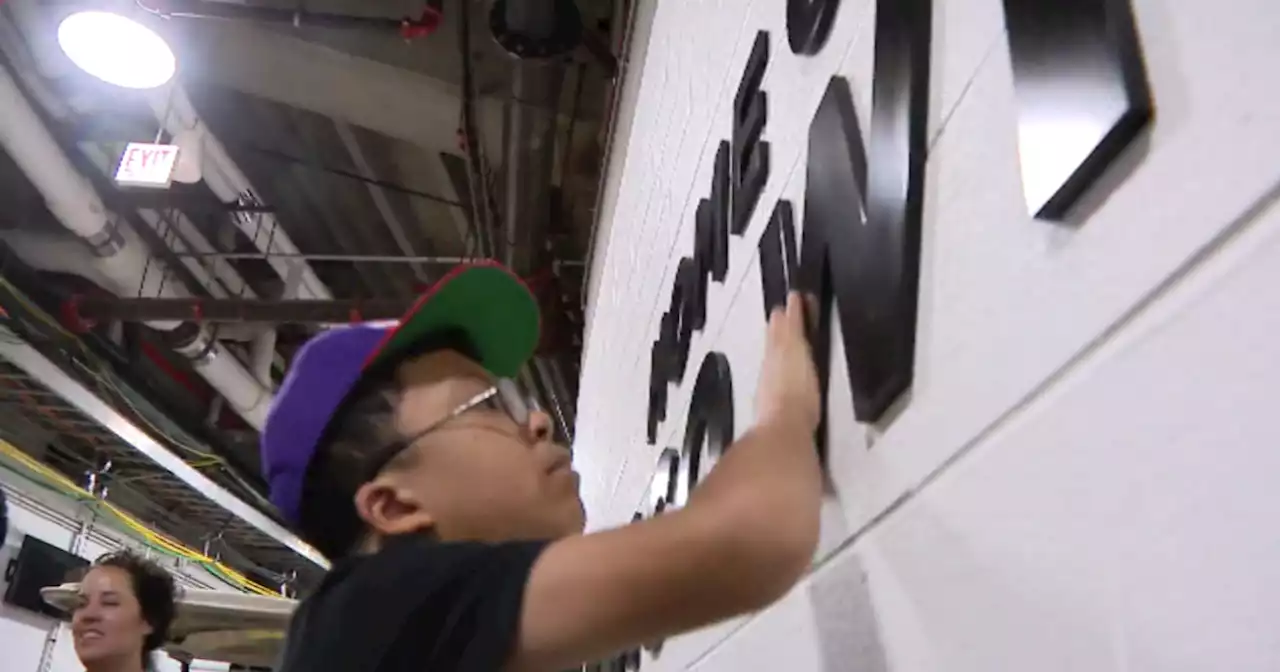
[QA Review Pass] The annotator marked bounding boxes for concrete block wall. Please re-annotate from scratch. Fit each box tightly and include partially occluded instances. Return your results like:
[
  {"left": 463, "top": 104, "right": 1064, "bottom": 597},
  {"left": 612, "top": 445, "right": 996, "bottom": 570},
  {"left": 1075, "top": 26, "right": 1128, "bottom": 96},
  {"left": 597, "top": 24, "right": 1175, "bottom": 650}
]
[{"left": 574, "top": 0, "right": 1280, "bottom": 670}]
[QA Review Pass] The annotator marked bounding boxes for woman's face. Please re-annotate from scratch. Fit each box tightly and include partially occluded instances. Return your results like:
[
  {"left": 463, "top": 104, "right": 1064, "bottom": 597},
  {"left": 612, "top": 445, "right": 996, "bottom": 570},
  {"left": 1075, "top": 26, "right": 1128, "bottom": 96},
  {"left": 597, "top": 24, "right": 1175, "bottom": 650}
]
[{"left": 71, "top": 566, "right": 153, "bottom": 666}]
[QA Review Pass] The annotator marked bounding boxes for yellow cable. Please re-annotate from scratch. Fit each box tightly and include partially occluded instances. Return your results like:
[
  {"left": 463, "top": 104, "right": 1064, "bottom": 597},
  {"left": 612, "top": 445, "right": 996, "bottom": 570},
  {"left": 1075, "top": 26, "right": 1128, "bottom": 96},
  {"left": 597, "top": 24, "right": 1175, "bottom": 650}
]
[
  {"left": 0, "top": 276, "right": 225, "bottom": 464},
  {"left": 0, "top": 440, "right": 277, "bottom": 596},
  {"left": 0, "top": 285, "right": 276, "bottom": 595}
]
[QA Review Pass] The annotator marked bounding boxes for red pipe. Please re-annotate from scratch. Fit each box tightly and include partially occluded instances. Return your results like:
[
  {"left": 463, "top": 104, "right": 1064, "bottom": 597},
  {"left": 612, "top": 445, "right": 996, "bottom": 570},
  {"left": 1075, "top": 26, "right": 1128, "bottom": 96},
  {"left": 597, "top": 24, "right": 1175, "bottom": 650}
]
[{"left": 139, "top": 339, "right": 207, "bottom": 402}]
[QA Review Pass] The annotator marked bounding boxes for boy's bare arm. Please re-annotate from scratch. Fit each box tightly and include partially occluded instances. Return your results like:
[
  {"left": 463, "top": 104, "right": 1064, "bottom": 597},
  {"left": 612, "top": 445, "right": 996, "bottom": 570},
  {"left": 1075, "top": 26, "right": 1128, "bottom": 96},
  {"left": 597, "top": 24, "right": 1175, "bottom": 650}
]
[{"left": 507, "top": 293, "right": 823, "bottom": 672}]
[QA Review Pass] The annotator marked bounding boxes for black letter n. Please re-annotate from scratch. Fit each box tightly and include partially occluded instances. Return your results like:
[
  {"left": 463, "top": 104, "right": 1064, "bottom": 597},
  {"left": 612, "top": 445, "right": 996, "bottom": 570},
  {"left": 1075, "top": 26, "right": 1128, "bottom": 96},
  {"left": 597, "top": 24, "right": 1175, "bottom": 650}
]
[{"left": 797, "top": 0, "right": 932, "bottom": 424}]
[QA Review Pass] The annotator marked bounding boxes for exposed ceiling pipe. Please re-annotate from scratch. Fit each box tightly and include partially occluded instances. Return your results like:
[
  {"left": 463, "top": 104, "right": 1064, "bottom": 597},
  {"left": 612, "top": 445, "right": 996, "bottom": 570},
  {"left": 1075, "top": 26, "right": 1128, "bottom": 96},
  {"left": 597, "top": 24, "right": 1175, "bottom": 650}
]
[
  {"left": 0, "top": 228, "right": 184, "bottom": 330},
  {"left": 0, "top": 324, "right": 327, "bottom": 567},
  {"left": 77, "top": 143, "right": 258, "bottom": 301},
  {"left": 501, "top": 60, "right": 565, "bottom": 273},
  {"left": 0, "top": 9, "right": 255, "bottom": 303},
  {"left": 483, "top": 0, "right": 568, "bottom": 274},
  {"left": 147, "top": 86, "right": 333, "bottom": 301},
  {"left": 67, "top": 296, "right": 412, "bottom": 325},
  {"left": 0, "top": 61, "right": 273, "bottom": 430}
]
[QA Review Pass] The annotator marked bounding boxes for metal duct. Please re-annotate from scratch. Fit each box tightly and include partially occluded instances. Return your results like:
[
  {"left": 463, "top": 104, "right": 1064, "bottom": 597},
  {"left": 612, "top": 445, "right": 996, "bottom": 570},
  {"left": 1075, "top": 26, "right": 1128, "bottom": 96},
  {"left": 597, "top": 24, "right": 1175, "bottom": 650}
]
[
  {"left": 0, "top": 61, "right": 273, "bottom": 430},
  {"left": 501, "top": 59, "right": 566, "bottom": 274}
]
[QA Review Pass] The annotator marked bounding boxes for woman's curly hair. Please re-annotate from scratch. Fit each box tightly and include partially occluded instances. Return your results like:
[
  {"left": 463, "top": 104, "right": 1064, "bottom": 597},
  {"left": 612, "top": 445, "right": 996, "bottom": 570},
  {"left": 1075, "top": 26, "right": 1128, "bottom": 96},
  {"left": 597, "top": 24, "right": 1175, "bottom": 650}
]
[{"left": 92, "top": 550, "right": 178, "bottom": 656}]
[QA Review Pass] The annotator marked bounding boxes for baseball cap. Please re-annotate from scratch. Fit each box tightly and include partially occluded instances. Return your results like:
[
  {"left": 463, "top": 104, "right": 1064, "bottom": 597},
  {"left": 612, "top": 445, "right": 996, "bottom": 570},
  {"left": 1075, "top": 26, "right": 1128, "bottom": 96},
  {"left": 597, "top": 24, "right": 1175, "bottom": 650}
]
[{"left": 260, "top": 261, "right": 541, "bottom": 526}]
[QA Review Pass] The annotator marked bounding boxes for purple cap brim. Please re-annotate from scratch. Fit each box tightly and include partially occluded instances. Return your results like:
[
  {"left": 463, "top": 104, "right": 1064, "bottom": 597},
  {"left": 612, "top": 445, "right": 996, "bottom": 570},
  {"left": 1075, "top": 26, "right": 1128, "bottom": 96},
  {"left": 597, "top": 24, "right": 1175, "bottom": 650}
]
[{"left": 261, "top": 324, "right": 389, "bottom": 524}]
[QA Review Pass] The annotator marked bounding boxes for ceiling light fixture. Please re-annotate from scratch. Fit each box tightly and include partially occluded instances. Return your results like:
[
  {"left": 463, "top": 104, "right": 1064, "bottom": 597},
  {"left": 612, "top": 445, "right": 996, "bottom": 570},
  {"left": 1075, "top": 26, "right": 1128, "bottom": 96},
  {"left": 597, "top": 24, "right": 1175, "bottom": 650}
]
[{"left": 57, "top": 11, "right": 176, "bottom": 90}]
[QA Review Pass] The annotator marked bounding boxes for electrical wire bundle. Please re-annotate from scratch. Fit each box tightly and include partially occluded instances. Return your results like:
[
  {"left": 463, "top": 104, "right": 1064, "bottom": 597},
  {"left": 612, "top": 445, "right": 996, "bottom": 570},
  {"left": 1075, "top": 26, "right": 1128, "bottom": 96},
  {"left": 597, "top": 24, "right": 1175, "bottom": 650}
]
[
  {"left": 0, "top": 438, "right": 277, "bottom": 596},
  {"left": 0, "top": 274, "right": 274, "bottom": 506}
]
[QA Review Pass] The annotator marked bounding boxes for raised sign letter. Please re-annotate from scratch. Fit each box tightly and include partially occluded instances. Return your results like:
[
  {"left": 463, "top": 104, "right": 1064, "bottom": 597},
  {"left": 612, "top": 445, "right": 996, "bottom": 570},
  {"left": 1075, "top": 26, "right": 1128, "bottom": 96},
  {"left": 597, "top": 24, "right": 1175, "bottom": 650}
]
[
  {"left": 646, "top": 340, "right": 669, "bottom": 444},
  {"left": 731, "top": 32, "right": 771, "bottom": 235},
  {"left": 796, "top": 0, "right": 932, "bottom": 424},
  {"left": 1003, "top": 0, "right": 1153, "bottom": 219},
  {"left": 786, "top": 0, "right": 841, "bottom": 55},
  {"left": 675, "top": 352, "right": 734, "bottom": 503},
  {"left": 758, "top": 200, "right": 799, "bottom": 316}
]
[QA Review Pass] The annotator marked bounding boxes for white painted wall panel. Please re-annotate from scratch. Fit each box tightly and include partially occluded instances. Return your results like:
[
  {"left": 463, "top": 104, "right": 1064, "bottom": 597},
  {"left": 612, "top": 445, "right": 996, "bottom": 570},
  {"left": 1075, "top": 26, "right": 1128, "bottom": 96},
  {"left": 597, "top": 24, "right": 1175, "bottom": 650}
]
[
  {"left": 1, "top": 484, "right": 79, "bottom": 672},
  {"left": 834, "top": 186, "right": 1280, "bottom": 672},
  {"left": 0, "top": 606, "right": 51, "bottom": 672},
  {"left": 578, "top": 0, "right": 1280, "bottom": 668}
]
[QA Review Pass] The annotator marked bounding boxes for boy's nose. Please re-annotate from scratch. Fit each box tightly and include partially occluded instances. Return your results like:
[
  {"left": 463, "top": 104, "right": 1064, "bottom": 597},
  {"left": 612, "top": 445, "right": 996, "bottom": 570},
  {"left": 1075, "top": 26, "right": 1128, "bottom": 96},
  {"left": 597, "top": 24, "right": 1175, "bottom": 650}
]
[{"left": 525, "top": 409, "right": 554, "bottom": 443}]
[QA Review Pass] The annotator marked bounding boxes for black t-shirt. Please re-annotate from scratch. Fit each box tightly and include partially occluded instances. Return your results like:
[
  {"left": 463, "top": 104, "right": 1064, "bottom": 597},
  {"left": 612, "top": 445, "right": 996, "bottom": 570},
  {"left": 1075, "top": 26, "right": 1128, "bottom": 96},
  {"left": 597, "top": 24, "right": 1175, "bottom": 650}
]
[{"left": 276, "top": 535, "right": 548, "bottom": 672}]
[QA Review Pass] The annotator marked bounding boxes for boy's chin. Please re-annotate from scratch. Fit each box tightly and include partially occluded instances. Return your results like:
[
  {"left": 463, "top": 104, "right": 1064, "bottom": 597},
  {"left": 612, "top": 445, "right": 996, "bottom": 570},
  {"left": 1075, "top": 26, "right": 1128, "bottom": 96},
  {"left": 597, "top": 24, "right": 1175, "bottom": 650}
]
[{"left": 562, "top": 500, "right": 588, "bottom": 535}]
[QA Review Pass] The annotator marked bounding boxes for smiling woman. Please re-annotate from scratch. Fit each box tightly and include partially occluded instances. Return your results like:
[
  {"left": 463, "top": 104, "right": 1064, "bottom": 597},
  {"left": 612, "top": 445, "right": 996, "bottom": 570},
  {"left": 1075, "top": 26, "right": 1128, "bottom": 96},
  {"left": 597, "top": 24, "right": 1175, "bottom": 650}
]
[
  {"left": 56, "top": 11, "right": 176, "bottom": 90},
  {"left": 72, "top": 551, "right": 178, "bottom": 672}
]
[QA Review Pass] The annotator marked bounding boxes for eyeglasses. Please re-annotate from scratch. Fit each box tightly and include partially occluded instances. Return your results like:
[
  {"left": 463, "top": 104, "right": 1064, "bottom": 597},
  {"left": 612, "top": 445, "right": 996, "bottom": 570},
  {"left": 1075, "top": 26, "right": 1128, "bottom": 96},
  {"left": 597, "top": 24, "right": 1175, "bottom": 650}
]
[{"left": 362, "top": 378, "right": 533, "bottom": 480}]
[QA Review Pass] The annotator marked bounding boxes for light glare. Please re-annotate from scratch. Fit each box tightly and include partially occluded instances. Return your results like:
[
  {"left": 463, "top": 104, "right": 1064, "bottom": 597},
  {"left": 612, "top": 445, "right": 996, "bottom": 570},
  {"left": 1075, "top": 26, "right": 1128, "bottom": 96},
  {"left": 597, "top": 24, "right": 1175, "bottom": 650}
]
[{"left": 57, "top": 11, "right": 176, "bottom": 90}]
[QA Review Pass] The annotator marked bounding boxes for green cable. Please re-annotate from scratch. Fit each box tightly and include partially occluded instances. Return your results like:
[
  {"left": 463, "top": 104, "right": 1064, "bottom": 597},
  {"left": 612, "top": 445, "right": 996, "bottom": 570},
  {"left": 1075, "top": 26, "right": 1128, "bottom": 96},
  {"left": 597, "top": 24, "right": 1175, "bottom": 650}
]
[{"left": 0, "top": 458, "right": 256, "bottom": 594}]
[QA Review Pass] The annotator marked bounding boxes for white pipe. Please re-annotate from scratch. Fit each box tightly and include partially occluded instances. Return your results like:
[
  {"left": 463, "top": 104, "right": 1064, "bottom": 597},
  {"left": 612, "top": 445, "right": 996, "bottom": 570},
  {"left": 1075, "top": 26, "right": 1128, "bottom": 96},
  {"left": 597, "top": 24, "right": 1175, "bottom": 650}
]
[
  {"left": 149, "top": 86, "right": 333, "bottom": 301},
  {"left": 0, "top": 228, "right": 183, "bottom": 330},
  {"left": 0, "top": 77, "right": 106, "bottom": 243},
  {"left": 0, "top": 63, "right": 272, "bottom": 430},
  {"left": 171, "top": 329, "right": 271, "bottom": 429},
  {"left": 136, "top": 208, "right": 258, "bottom": 299},
  {"left": 78, "top": 142, "right": 258, "bottom": 300},
  {"left": 0, "top": 11, "right": 254, "bottom": 303},
  {"left": 250, "top": 327, "right": 277, "bottom": 387},
  {"left": 0, "top": 326, "right": 327, "bottom": 568}
]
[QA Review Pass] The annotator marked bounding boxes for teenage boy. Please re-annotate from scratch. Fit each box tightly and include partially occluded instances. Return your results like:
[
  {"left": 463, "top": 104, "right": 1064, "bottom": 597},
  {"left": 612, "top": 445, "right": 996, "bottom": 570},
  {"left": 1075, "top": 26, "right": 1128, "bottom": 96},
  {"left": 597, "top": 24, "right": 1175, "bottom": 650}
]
[{"left": 263, "top": 262, "right": 822, "bottom": 672}]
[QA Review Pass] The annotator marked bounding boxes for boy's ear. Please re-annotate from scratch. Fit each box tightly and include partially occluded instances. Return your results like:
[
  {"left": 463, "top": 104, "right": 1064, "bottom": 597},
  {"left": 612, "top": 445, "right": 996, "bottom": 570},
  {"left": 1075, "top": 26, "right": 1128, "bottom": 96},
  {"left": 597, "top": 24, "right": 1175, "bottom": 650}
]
[{"left": 353, "top": 478, "right": 436, "bottom": 538}]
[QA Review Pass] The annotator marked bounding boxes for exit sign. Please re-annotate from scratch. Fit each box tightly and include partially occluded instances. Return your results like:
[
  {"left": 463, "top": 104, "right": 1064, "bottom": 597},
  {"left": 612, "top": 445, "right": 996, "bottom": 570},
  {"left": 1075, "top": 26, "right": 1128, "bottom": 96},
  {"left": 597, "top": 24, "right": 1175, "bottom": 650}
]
[{"left": 114, "top": 142, "right": 180, "bottom": 189}]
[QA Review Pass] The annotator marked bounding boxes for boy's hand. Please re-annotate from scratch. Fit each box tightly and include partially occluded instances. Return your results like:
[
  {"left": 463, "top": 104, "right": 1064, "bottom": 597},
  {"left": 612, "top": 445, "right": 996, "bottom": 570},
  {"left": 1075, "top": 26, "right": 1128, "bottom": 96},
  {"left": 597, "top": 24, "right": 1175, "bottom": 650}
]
[
  {"left": 755, "top": 292, "right": 821, "bottom": 435},
  {"left": 509, "top": 292, "right": 824, "bottom": 672}
]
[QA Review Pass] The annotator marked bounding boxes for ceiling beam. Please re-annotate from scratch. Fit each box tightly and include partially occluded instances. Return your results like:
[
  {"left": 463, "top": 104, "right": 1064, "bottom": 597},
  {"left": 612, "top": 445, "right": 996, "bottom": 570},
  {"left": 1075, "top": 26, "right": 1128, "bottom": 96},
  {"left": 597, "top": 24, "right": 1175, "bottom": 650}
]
[
  {"left": 175, "top": 21, "right": 505, "bottom": 160},
  {"left": 333, "top": 121, "right": 431, "bottom": 283},
  {"left": 68, "top": 296, "right": 412, "bottom": 325}
]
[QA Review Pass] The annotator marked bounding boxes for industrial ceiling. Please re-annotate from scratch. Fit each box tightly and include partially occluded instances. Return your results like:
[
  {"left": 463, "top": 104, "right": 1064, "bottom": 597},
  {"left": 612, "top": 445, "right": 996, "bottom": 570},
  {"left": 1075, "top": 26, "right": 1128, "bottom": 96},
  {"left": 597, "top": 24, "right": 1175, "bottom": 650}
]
[{"left": 0, "top": 0, "right": 631, "bottom": 588}]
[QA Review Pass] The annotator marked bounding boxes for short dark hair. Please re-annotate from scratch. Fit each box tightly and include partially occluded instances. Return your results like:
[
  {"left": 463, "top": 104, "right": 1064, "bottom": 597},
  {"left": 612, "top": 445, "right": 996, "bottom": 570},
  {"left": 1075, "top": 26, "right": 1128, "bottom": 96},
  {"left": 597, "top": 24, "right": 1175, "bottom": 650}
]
[
  {"left": 297, "top": 329, "right": 481, "bottom": 559},
  {"left": 297, "top": 371, "right": 403, "bottom": 559},
  {"left": 92, "top": 550, "right": 177, "bottom": 655}
]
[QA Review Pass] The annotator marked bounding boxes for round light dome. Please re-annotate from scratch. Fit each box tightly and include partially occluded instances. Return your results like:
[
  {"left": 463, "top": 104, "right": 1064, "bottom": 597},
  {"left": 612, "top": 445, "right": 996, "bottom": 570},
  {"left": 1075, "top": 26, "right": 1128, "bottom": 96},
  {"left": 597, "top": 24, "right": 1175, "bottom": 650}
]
[{"left": 57, "top": 11, "right": 176, "bottom": 90}]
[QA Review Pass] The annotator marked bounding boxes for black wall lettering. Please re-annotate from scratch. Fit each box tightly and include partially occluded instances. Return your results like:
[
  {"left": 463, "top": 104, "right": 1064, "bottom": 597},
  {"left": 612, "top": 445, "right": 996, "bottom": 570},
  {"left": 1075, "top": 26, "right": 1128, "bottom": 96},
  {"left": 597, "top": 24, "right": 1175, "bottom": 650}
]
[
  {"left": 645, "top": 341, "right": 668, "bottom": 444},
  {"left": 786, "top": 0, "right": 841, "bottom": 55},
  {"left": 621, "top": 4, "right": 1155, "bottom": 666},
  {"left": 797, "top": 0, "right": 931, "bottom": 424},
  {"left": 638, "top": 448, "right": 682, "bottom": 514},
  {"left": 661, "top": 257, "right": 706, "bottom": 384},
  {"left": 1003, "top": 0, "right": 1153, "bottom": 220},
  {"left": 678, "top": 352, "right": 734, "bottom": 501},
  {"left": 660, "top": 449, "right": 681, "bottom": 506},
  {"left": 645, "top": 35, "right": 775, "bottom": 446},
  {"left": 731, "top": 32, "right": 771, "bottom": 235},
  {"left": 696, "top": 197, "right": 729, "bottom": 284},
  {"left": 758, "top": 199, "right": 799, "bottom": 317},
  {"left": 710, "top": 142, "right": 732, "bottom": 278}
]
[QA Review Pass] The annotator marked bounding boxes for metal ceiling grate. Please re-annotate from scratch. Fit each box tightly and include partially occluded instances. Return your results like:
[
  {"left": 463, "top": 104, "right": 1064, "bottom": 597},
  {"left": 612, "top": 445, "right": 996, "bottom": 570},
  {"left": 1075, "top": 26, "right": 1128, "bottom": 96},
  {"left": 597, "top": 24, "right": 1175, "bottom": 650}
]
[{"left": 0, "top": 358, "right": 319, "bottom": 584}]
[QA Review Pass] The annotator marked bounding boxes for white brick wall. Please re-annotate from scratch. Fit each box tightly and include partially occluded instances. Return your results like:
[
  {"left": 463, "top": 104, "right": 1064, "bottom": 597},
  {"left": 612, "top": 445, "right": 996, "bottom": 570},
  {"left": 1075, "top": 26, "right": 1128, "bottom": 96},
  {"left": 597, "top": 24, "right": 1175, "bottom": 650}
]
[{"left": 576, "top": 0, "right": 1280, "bottom": 670}]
